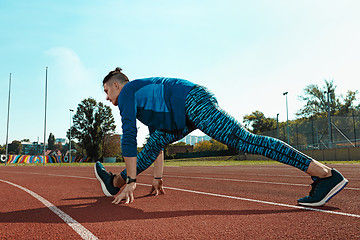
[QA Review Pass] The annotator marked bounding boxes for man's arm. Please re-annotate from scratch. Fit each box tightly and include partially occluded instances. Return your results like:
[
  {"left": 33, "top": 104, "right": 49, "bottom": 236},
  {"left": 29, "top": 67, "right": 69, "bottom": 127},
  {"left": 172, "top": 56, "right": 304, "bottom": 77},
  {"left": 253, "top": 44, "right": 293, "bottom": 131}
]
[
  {"left": 153, "top": 150, "right": 164, "bottom": 178},
  {"left": 112, "top": 156, "right": 137, "bottom": 204},
  {"left": 150, "top": 151, "right": 166, "bottom": 196}
]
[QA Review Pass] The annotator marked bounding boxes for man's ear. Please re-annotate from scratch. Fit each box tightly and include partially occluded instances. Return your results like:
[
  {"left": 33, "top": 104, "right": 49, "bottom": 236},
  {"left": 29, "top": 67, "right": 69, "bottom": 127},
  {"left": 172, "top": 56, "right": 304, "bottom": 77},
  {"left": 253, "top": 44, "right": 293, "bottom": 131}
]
[{"left": 113, "top": 81, "right": 120, "bottom": 90}]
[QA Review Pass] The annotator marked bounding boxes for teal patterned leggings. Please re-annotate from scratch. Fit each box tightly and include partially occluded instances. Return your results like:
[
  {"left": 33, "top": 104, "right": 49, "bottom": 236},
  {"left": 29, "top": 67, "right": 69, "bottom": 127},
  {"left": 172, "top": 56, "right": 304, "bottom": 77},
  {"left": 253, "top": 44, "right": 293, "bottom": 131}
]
[{"left": 120, "top": 85, "right": 312, "bottom": 180}]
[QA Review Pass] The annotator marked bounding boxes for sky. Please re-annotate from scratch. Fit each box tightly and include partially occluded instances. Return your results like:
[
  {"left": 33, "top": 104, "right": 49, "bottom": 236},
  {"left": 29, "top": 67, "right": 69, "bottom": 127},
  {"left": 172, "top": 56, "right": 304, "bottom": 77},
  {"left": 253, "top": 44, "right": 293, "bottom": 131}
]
[{"left": 1, "top": 0, "right": 360, "bottom": 147}]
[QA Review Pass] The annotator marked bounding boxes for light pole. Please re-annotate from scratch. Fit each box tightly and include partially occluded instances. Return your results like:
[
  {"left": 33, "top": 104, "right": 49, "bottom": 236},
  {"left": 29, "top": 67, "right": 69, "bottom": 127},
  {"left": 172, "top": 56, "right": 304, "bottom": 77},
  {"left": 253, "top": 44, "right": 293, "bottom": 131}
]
[
  {"left": 5, "top": 73, "right": 12, "bottom": 166},
  {"left": 43, "top": 67, "right": 48, "bottom": 165},
  {"left": 276, "top": 113, "right": 279, "bottom": 139},
  {"left": 325, "top": 90, "right": 332, "bottom": 148},
  {"left": 283, "top": 91, "right": 290, "bottom": 144},
  {"left": 69, "top": 109, "right": 74, "bottom": 162}
]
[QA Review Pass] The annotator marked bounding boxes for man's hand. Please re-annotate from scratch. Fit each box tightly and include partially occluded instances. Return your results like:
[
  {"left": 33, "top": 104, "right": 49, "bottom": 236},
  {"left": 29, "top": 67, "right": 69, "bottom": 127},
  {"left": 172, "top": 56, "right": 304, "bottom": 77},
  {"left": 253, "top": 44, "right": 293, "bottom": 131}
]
[
  {"left": 149, "top": 179, "right": 166, "bottom": 196},
  {"left": 112, "top": 182, "right": 136, "bottom": 204}
]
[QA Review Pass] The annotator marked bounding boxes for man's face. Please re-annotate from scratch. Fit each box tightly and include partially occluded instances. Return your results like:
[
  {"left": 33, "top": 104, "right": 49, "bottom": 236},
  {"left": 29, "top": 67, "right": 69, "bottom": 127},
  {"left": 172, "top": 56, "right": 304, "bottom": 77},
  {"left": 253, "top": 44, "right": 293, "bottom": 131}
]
[{"left": 104, "top": 81, "right": 121, "bottom": 106}]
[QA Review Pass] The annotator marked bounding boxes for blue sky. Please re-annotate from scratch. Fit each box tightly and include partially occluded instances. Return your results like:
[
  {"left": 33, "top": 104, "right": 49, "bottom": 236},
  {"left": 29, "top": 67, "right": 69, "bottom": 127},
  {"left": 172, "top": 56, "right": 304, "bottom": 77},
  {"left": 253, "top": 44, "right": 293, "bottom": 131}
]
[{"left": 1, "top": 0, "right": 360, "bottom": 146}]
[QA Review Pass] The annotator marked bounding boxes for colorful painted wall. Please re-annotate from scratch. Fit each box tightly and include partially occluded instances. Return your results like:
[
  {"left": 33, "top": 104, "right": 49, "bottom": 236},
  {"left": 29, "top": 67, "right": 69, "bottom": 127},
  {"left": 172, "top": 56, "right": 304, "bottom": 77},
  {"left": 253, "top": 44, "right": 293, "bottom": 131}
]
[{"left": 0, "top": 155, "right": 91, "bottom": 164}]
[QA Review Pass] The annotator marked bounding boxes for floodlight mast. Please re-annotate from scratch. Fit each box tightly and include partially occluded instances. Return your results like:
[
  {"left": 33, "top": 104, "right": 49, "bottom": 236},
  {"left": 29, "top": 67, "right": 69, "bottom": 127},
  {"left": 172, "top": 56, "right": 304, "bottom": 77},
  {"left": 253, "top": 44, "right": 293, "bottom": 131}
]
[
  {"left": 5, "top": 73, "right": 12, "bottom": 166},
  {"left": 43, "top": 67, "right": 48, "bottom": 165},
  {"left": 325, "top": 90, "right": 333, "bottom": 148},
  {"left": 283, "top": 91, "right": 290, "bottom": 144},
  {"left": 69, "top": 109, "right": 74, "bottom": 163}
]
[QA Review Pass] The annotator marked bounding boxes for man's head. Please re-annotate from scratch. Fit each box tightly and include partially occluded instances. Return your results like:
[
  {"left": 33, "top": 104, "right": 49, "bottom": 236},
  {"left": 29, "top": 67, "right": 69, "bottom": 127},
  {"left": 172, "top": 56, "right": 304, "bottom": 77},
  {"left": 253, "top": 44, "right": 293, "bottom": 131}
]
[{"left": 103, "top": 67, "right": 129, "bottom": 106}]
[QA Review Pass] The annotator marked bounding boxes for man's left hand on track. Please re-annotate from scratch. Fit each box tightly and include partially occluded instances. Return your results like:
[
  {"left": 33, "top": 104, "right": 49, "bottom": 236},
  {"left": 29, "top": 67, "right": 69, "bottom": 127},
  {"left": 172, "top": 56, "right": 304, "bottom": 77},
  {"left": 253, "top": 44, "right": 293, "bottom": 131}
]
[{"left": 112, "top": 182, "right": 136, "bottom": 204}]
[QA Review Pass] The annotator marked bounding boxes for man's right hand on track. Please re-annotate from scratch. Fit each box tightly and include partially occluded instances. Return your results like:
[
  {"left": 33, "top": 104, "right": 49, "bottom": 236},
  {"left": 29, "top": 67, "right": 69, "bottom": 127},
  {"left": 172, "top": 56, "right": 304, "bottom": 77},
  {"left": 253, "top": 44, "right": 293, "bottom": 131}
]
[{"left": 149, "top": 178, "right": 166, "bottom": 196}]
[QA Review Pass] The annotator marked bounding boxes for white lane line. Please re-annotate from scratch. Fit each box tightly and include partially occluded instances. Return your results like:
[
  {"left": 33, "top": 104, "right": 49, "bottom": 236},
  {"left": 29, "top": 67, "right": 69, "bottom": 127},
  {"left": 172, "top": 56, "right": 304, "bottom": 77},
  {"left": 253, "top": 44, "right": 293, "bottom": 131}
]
[
  {"left": 137, "top": 183, "right": 360, "bottom": 218},
  {"left": 2, "top": 172, "right": 360, "bottom": 218},
  {"left": 141, "top": 173, "right": 360, "bottom": 191},
  {"left": 0, "top": 179, "right": 98, "bottom": 240},
  {"left": 2, "top": 171, "right": 359, "bottom": 190}
]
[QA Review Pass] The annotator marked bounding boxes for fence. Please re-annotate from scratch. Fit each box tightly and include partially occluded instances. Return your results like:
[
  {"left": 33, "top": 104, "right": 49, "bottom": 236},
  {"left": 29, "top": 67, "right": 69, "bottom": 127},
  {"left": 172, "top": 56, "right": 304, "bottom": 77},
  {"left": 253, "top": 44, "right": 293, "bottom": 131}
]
[{"left": 261, "top": 111, "right": 360, "bottom": 151}]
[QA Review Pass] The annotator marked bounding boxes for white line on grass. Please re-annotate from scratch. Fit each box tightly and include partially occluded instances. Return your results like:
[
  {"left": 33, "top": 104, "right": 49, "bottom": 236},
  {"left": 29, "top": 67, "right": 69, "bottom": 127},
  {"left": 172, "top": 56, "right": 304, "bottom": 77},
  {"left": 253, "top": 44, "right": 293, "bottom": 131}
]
[
  {"left": 0, "top": 179, "right": 98, "bottom": 240},
  {"left": 2, "top": 171, "right": 359, "bottom": 218}
]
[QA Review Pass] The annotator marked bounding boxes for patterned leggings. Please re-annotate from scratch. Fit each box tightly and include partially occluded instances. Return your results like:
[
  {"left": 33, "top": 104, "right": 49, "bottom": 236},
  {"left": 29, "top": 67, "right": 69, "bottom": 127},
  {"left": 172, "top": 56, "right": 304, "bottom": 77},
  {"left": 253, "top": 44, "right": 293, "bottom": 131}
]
[{"left": 120, "top": 85, "right": 312, "bottom": 180}]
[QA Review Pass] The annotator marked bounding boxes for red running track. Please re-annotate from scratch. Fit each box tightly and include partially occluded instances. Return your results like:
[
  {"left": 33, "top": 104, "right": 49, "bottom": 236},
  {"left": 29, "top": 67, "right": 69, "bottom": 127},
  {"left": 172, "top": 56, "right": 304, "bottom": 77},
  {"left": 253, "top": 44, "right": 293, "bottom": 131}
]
[{"left": 0, "top": 164, "right": 359, "bottom": 239}]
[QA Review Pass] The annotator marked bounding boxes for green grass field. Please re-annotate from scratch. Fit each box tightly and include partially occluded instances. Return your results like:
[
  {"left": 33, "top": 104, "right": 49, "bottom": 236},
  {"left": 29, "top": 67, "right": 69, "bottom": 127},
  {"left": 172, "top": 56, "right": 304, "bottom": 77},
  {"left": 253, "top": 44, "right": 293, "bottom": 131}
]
[{"left": 1, "top": 155, "right": 359, "bottom": 167}]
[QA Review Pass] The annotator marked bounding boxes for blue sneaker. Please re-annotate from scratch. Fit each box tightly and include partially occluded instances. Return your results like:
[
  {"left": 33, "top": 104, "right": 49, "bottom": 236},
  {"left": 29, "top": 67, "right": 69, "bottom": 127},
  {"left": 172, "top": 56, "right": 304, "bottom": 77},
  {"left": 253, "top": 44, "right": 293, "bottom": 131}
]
[
  {"left": 298, "top": 168, "right": 348, "bottom": 207},
  {"left": 94, "top": 161, "right": 120, "bottom": 197}
]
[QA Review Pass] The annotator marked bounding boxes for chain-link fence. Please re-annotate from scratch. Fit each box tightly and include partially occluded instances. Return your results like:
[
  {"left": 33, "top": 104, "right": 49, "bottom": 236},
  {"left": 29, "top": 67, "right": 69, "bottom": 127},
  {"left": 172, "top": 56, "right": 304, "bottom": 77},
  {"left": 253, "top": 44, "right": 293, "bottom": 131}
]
[{"left": 260, "top": 110, "right": 360, "bottom": 151}]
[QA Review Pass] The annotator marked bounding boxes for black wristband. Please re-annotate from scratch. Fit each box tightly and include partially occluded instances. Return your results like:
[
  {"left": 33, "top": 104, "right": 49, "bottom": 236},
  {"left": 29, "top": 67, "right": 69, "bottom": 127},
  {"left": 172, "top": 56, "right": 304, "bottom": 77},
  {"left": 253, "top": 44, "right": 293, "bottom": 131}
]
[
  {"left": 154, "top": 177, "right": 162, "bottom": 180},
  {"left": 126, "top": 176, "right": 137, "bottom": 184}
]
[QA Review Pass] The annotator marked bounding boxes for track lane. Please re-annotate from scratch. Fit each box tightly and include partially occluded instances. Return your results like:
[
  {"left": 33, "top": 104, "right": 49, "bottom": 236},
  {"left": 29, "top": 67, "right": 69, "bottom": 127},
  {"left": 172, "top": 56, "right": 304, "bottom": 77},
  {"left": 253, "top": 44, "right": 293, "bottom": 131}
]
[{"left": 0, "top": 164, "right": 359, "bottom": 239}]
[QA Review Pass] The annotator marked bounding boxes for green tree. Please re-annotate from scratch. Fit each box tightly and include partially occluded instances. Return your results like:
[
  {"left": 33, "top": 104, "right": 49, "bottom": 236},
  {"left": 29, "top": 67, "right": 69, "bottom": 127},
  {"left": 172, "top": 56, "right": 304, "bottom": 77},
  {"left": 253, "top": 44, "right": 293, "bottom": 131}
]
[
  {"left": 0, "top": 145, "right": 5, "bottom": 154},
  {"left": 209, "top": 139, "right": 228, "bottom": 151},
  {"left": 8, "top": 140, "right": 22, "bottom": 155},
  {"left": 243, "top": 111, "right": 276, "bottom": 134},
  {"left": 194, "top": 140, "right": 212, "bottom": 152},
  {"left": 194, "top": 139, "right": 227, "bottom": 152},
  {"left": 339, "top": 90, "right": 359, "bottom": 114},
  {"left": 48, "top": 133, "right": 56, "bottom": 150},
  {"left": 69, "top": 98, "right": 116, "bottom": 160},
  {"left": 297, "top": 80, "right": 358, "bottom": 118}
]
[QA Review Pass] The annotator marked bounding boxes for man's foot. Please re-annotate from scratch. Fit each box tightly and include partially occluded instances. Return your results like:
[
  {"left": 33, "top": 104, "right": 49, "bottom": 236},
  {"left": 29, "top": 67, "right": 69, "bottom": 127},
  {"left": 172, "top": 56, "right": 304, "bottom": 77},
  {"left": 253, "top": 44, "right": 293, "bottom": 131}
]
[
  {"left": 298, "top": 168, "right": 348, "bottom": 207},
  {"left": 94, "top": 161, "right": 120, "bottom": 197}
]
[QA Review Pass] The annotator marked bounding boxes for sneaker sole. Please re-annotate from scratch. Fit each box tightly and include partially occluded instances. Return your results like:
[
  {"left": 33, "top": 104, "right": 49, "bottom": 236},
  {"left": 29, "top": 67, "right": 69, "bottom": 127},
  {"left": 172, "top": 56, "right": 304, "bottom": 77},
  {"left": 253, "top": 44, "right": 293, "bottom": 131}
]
[
  {"left": 94, "top": 163, "right": 113, "bottom": 197},
  {"left": 298, "top": 178, "right": 348, "bottom": 207}
]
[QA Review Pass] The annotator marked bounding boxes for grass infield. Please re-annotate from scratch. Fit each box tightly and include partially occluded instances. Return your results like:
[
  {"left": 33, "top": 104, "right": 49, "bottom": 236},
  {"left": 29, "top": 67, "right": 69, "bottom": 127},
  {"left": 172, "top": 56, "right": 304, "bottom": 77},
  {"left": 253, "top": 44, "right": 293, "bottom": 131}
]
[{"left": 1, "top": 155, "right": 359, "bottom": 167}]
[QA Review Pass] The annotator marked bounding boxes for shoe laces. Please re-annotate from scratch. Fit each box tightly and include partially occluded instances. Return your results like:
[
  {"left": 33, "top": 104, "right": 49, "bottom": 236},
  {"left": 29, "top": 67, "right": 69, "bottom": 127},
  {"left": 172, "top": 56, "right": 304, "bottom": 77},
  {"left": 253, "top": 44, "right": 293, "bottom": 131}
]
[{"left": 101, "top": 167, "right": 113, "bottom": 177}]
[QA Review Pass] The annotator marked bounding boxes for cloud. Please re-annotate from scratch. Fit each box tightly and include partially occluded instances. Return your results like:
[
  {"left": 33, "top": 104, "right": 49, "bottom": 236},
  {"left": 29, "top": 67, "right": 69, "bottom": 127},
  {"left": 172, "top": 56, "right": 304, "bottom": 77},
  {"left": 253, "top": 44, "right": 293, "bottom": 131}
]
[{"left": 45, "top": 47, "right": 94, "bottom": 87}]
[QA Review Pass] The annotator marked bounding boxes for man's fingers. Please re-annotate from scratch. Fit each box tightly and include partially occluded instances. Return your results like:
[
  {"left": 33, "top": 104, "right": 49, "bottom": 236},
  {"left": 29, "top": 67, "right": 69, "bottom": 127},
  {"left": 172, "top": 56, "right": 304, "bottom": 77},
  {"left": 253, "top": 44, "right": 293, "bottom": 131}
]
[
  {"left": 125, "top": 194, "right": 130, "bottom": 204},
  {"left": 125, "top": 192, "right": 134, "bottom": 204},
  {"left": 149, "top": 186, "right": 155, "bottom": 195},
  {"left": 112, "top": 194, "right": 124, "bottom": 204}
]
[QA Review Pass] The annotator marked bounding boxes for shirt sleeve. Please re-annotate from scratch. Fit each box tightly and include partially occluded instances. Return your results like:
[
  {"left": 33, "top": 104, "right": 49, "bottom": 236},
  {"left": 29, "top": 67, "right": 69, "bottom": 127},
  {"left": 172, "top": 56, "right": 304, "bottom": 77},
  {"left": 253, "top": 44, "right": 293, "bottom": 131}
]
[{"left": 118, "top": 85, "right": 138, "bottom": 157}]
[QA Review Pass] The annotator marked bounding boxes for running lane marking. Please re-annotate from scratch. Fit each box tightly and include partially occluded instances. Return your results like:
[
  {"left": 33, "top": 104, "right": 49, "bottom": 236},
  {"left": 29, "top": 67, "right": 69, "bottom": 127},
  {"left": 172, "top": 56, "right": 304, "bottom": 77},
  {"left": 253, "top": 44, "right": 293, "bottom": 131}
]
[
  {"left": 2, "top": 171, "right": 359, "bottom": 218},
  {"left": 137, "top": 183, "right": 360, "bottom": 218},
  {"left": 0, "top": 179, "right": 98, "bottom": 240},
  {"left": 142, "top": 174, "right": 360, "bottom": 191}
]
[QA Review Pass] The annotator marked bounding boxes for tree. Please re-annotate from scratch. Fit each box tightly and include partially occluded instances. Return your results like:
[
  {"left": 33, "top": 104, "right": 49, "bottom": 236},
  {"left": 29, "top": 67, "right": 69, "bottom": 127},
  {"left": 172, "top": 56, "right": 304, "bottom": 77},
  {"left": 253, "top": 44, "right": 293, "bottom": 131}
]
[
  {"left": 48, "top": 133, "right": 56, "bottom": 150},
  {"left": 194, "top": 140, "right": 212, "bottom": 152},
  {"left": 243, "top": 111, "right": 276, "bottom": 134},
  {"left": 297, "top": 80, "right": 358, "bottom": 118},
  {"left": 54, "top": 142, "right": 63, "bottom": 151},
  {"left": 339, "top": 90, "right": 359, "bottom": 114},
  {"left": 194, "top": 139, "right": 228, "bottom": 152},
  {"left": 69, "top": 98, "right": 116, "bottom": 160},
  {"left": 8, "top": 141, "right": 22, "bottom": 155},
  {"left": 209, "top": 139, "right": 228, "bottom": 151},
  {"left": 0, "top": 145, "right": 5, "bottom": 154},
  {"left": 103, "top": 134, "right": 121, "bottom": 158}
]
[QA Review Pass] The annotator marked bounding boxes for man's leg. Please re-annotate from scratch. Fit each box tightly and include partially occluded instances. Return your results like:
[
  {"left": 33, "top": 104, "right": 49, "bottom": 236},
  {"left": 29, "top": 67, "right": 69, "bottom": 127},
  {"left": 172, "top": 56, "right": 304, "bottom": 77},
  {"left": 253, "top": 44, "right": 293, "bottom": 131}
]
[
  {"left": 185, "top": 85, "right": 348, "bottom": 206},
  {"left": 118, "top": 127, "right": 195, "bottom": 184}
]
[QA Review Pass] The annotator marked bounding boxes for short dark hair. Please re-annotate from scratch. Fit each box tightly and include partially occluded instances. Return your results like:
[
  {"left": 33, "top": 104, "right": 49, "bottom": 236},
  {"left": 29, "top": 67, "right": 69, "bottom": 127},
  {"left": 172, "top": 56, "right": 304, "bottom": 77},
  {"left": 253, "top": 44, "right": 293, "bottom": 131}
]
[{"left": 103, "top": 67, "right": 129, "bottom": 85}]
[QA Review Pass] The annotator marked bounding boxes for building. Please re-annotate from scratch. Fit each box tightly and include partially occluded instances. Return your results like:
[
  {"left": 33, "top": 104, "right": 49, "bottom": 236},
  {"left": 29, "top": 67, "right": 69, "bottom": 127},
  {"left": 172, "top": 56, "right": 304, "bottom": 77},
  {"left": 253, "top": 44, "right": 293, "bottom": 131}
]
[
  {"left": 178, "top": 135, "right": 212, "bottom": 145},
  {"left": 55, "top": 138, "right": 68, "bottom": 145},
  {"left": 21, "top": 142, "right": 44, "bottom": 155}
]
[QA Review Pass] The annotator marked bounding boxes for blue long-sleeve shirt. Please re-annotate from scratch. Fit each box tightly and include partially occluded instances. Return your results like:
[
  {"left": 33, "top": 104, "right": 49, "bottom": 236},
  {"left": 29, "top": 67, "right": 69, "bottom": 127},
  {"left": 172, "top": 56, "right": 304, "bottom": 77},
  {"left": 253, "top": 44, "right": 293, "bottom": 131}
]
[{"left": 118, "top": 77, "right": 196, "bottom": 157}]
